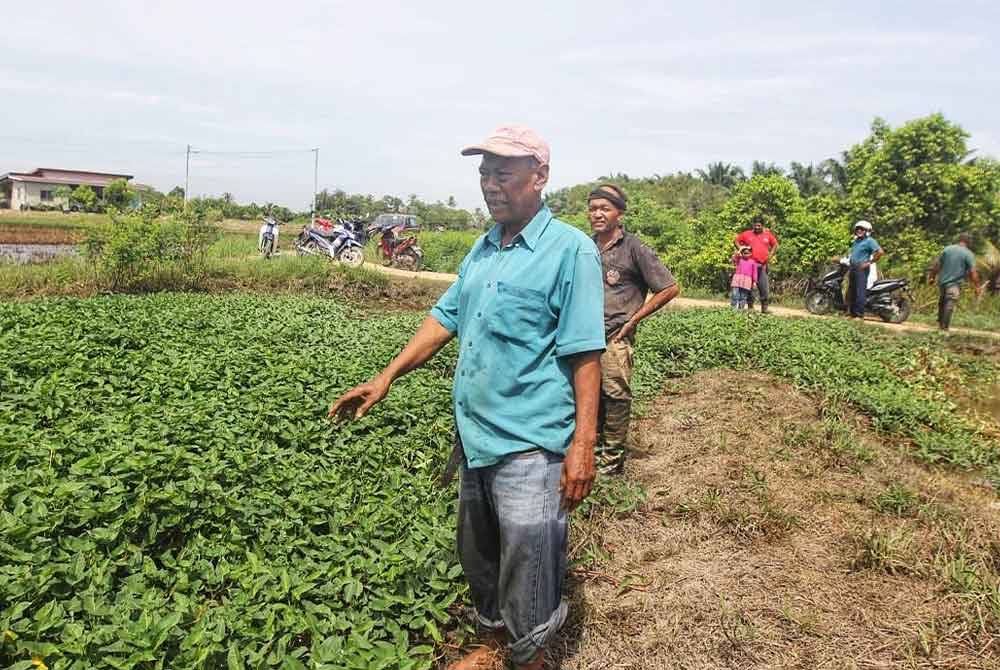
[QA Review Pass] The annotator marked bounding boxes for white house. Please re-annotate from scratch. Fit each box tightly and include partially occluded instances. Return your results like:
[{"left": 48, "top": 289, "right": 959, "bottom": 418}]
[{"left": 0, "top": 168, "right": 134, "bottom": 210}]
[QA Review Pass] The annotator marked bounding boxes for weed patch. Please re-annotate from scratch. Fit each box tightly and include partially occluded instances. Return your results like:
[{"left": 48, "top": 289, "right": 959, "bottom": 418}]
[
  {"left": 634, "top": 310, "right": 999, "bottom": 478},
  {"left": 851, "top": 527, "right": 917, "bottom": 575}
]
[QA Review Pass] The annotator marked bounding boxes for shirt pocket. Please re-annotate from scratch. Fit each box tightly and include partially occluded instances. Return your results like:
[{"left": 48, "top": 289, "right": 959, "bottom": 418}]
[
  {"left": 602, "top": 262, "right": 630, "bottom": 288},
  {"left": 490, "top": 282, "right": 549, "bottom": 344}
]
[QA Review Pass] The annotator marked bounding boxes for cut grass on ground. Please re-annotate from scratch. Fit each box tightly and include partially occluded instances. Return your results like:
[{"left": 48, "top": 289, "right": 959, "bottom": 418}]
[{"left": 536, "top": 370, "right": 1000, "bottom": 670}]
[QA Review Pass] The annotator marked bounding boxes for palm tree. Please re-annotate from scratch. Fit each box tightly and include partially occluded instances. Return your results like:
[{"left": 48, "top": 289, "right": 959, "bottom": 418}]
[
  {"left": 695, "top": 162, "right": 746, "bottom": 189},
  {"left": 818, "top": 155, "right": 849, "bottom": 195},
  {"left": 788, "top": 162, "right": 829, "bottom": 198},
  {"left": 751, "top": 161, "right": 784, "bottom": 178}
]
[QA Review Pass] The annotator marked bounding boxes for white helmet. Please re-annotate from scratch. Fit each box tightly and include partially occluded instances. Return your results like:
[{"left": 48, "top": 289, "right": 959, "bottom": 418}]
[{"left": 854, "top": 220, "right": 873, "bottom": 232}]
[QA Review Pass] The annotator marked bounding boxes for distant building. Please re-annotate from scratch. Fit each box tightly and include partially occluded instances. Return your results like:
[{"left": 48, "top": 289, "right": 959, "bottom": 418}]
[{"left": 0, "top": 168, "right": 134, "bottom": 210}]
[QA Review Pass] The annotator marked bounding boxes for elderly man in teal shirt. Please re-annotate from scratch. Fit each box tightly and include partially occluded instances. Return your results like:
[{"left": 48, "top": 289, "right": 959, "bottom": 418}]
[{"left": 330, "top": 125, "right": 605, "bottom": 670}]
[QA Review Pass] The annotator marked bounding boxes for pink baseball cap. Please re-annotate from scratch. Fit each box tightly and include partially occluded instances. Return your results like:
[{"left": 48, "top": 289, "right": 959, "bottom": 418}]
[{"left": 461, "top": 125, "right": 550, "bottom": 166}]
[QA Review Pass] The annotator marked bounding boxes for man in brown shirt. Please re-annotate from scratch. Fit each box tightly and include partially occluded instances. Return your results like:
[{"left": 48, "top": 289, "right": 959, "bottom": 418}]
[{"left": 589, "top": 185, "right": 680, "bottom": 474}]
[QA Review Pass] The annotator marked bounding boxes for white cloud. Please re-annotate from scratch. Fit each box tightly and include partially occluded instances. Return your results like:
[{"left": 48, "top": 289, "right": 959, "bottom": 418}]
[{"left": 1, "top": 1, "right": 997, "bottom": 209}]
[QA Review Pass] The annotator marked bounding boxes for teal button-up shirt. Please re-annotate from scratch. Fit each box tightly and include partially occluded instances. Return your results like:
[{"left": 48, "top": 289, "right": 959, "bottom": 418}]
[
  {"left": 849, "top": 236, "right": 881, "bottom": 266},
  {"left": 430, "top": 205, "right": 605, "bottom": 468}
]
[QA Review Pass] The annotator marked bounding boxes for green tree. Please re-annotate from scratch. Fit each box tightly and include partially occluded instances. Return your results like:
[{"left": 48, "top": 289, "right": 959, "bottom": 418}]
[
  {"left": 844, "top": 114, "right": 1000, "bottom": 242},
  {"left": 53, "top": 185, "right": 73, "bottom": 208},
  {"left": 168, "top": 186, "right": 185, "bottom": 199},
  {"left": 818, "top": 156, "right": 848, "bottom": 194},
  {"left": 695, "top": 162, "right": 746, "bottom": 189},
  {"left": 71, "top": 184, "right": 98, "bottom": 212},
  {"left": 788, "top": 162, "right": 829, "bottom": 198},
  {"left": 545, "top": 173, "right": 728, "bottom": 217},
  {"left": 104, "top": 178, "right": 135, "bottom": 210},
  {"left": 716, "top": 176, "right": 844, "bottom": 280},
  {"left": 751, "top": 161, "right": 784, "bottom": 178}
]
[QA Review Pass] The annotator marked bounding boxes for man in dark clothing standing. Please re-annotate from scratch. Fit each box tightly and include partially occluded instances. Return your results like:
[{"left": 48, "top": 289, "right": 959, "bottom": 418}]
[
  {"left": 588, "top": 185, "right": 680, "bottom": 474},
  {"left": 734, "top": 216, "right": 778, "bottom": 313},
  {"left": 847, "top": 220, "right": 884, "bottom": 319},
  {"left": 929, "top": 232, "right": 983, "bottom": 330}
]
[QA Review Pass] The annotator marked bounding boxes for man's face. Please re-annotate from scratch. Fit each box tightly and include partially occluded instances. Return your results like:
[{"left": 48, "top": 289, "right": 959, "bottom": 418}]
[
  {"left": 588, "top": 198, "right": 623, "bottom": 235},
  {"left": 478, "top": 154, "right": 548, "bottom": 225},
  {"left": 752, "top": 221, "right": 763, "bottom": 233},
  {"left": 854, "top": 226, "right": 865, "bottom": 238}
]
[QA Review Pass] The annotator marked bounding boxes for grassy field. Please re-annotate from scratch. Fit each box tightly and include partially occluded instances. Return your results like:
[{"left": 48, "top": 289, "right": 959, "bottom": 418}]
[
  {"left": 1, "top": 210, "right": 996, "bottom": 332},
  {"left": 2, "top": 295, "right": 998, "bottom": 669}
]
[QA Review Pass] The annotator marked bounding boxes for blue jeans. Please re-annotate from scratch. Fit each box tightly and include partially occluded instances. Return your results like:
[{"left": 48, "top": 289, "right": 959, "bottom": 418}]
[
  {"left": 731, "top": 286, "right": 751, "bottom": 308},
  {"left": 458, "top": 449, "right": 569, "bottom": 665},
  {"left": 848, "top": 265, "right": 869, "bottom": 317}
]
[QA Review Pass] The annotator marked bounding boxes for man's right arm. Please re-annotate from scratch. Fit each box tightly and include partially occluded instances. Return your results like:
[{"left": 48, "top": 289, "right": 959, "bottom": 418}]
[
  {"left": 330, "top": 246, "right": 473, "bottom": 421},
  {"left": 969, "top": 260, "right": 984, "bottom": 296},
  {"left": 329, "top": 317, "right": 454, "bottom": 420}
]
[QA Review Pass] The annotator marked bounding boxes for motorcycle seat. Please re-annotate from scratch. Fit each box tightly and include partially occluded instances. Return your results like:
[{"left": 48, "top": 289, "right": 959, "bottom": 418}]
[
  {"left": 871, "top": 279, "right": 905, "bottom": 290},
  {"left": 311, "top": 226, "right": 345, "bottom": 239}
]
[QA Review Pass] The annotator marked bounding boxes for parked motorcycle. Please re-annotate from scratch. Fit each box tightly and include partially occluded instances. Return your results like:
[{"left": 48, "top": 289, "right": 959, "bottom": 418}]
[
  {"left": 294, "top": 219, "right": 365, "bottom": 267},
  {"left": 368, "top": 224, "right": 424, "bottom": 271},
  {"left": 258, "top": 216, "right": 282, "bottom": 259},
  {"left": 804, "top": 258, "right": 912, "bottom": 323}
]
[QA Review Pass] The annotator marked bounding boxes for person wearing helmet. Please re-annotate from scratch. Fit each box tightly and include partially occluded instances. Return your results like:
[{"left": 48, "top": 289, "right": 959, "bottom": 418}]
[{"left": 847, "top": 221, "right": 884, "bottom": 319}]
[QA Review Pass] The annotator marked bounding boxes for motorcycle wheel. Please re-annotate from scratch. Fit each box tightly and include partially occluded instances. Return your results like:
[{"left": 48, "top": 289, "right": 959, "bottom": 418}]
[
  {"left": 804, "top": 290, "right": 833, "bottom": 315},
  {"left": 261, "top": 238, "right": 274, "bottom": 259},
  {"left": 338, "top": 247, "right": 365, "bottom": 268},
  {"left": 395, "top": 249, "right": 422, "bottom": 272},
  {"left": 878, "top": 296, "right": 911, "bottom": 324}
]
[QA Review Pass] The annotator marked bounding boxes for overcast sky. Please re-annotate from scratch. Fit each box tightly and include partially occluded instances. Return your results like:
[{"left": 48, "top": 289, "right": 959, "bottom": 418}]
[{"left": 2, "top": 1, "right": 998, "bottom": 210}]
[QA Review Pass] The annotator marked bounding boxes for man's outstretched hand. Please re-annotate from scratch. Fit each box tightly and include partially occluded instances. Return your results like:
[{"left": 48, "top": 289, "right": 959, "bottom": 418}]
[{"left": 328, "top": 377, "right": 390, "bottom": 421}]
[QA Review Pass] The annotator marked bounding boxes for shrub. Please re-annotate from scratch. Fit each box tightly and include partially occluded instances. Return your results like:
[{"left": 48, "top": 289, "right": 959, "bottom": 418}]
[
  {"left": 83, "top": 209, "right": 219, "bottom": 289},
  {"left": 418, "top": 229, "right": 482, "bottom": 273},
  {"left": 71, "top": 184, "right": 98, "bottom": 212}
]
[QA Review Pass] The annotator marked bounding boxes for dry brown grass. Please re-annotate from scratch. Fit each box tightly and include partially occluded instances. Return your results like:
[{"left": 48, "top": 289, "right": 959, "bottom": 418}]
[
  {"left": 0, "top": 224, "right": 83, "bottom": 244},
  {"left": 537, "top": 370, "right": 1000, "bottom": 669}
]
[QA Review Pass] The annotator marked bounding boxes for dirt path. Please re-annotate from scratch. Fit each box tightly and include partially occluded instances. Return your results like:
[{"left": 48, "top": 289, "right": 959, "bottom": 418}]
[
  {"left": 369, "top": 263, "right": 1000, "bottom": 340},
  {"left": 544, "top": 370, "right": 999, "bottom": 669}
]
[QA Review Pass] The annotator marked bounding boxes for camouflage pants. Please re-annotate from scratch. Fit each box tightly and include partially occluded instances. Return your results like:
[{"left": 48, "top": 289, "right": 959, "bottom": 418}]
[{"left": 596, "top": 338, "right": 633, "bottom": 475}]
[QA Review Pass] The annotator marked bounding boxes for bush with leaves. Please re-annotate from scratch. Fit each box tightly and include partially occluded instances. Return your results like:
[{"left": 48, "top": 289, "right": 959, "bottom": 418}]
[
  {"left": 103, "top": 178, "right": 136, "bottom": 210},
  {"left": 84, "top": 209, "right": 219, "bottom": 289},
  {"left": 672, "top": 176, "right": 845, "bottom": 289},
  {"left": 71, "top": 184, "right": 98, "bottom": 212},
  {"left": 844, "top": 114, "right": 1000, "bottom": 243}
]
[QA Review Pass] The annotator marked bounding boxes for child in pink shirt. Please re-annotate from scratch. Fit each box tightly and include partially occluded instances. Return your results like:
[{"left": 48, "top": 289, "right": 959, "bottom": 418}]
[{"left": 731, "top": 246, "right": 758, "bottom": 310}]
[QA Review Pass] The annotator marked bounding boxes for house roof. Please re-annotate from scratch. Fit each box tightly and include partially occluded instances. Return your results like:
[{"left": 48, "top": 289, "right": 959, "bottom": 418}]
[{"left": 0, "top": 168, "right": 133, "bottom": 187}]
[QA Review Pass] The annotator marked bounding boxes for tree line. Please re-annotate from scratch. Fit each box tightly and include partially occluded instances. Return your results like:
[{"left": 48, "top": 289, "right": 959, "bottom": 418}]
[{"left": 545, "top": 113, "right": 1000, "bottom": 292}]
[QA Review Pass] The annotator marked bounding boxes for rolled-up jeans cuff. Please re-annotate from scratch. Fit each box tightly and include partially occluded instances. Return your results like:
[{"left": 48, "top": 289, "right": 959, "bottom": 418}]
[
  {"left": 475, "top": 612, "right": 505, "bottom": 633},
  {"left": 508, "top": 600, "right": 568, "bottom": 665}
]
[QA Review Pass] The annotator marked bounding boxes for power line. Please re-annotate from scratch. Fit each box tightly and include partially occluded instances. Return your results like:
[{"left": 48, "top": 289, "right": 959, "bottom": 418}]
[{"left": 191, "top": 148, "right": 317, "bottom": 156}]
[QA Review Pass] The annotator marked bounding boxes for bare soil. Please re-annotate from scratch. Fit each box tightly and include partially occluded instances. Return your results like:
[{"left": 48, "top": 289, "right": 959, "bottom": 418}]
[
  {"left": 0, "top": 224, "right": 83, "bottom": 244},
  {"left": 443, "top": 371, "right": 1000, "bottom": 669}
]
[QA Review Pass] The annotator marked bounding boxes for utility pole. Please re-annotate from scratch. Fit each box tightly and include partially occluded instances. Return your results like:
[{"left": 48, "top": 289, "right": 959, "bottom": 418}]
[
  {"left": 312, "top": 148, "right": 319, "bottom": 227},
  {"left": 184, "top": 144, "right": 191, "bottom": 209}
]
